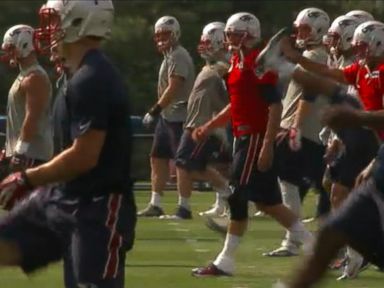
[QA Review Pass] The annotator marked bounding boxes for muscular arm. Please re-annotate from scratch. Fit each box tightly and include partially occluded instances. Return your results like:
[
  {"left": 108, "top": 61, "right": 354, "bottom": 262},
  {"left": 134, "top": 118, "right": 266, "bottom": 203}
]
[
  {"left": 25, "top": 129, "right": 105, "bottom": 186},
  {"left": 19, "top": 73, "right": 50, "bottom": 142},
  {"left": 264, "top": 102, "right": 282, "bottom": 145},
  {"left": 359, "top": 110, "right": 384, "bottom": 129},
  {"left": 205, "top": 104, "right": 231, "bottom": 131},
  {"left": 295, "top": 55, "right": 347, "bottom": 84}
]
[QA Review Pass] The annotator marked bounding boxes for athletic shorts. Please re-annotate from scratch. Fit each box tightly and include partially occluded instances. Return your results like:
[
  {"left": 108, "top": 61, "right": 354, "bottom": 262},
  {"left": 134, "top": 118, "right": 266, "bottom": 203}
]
[
  {"left": 175, "top": 129, "right": 222, "bottom": 171},
  {"left": 231, "top": 134, "right": 281, "bottom": 205},
  {"left": 150, "top": 116, "right": 183, "bottom": 159},
  {"left": 330, "top": 128, "right": 379, "bottom": 188},
  {"left": 325, "top": 178, "right": 384, "bottom": 268},
  {"left": 276, "top": 132, "right": 326, "bottom": 188},
  {"left": 0, "top": 186, "right": 137, "bottom": 285}
]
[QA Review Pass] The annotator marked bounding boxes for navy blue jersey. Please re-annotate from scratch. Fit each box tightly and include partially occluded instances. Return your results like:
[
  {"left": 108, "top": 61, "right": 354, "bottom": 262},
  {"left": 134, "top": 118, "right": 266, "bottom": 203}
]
[{"left": 52, "top": 49, "right": 132, "bottom": 198}]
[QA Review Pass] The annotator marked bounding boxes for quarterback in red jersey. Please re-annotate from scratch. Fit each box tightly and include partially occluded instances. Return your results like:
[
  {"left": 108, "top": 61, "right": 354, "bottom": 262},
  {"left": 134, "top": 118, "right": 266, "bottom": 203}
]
[{"left": 191, "top": 12, "right": 313, "bottom": 277}]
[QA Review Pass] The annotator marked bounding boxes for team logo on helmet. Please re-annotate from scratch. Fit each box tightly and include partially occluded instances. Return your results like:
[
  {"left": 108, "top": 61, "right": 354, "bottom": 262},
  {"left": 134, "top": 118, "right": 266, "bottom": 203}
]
[
  {"left": 165, "top": 18, "right": 175, "bottom": 25},
  {"left": 308, "top": 11, "right": 321, "bottom": 18},
  {"left": 362, "top": 24, "right": 377, "bottom": 33},
  {"left": 208, "top": 28, "right": 217, "bottom": 35},
  {"left": 239, "top": 15, "right": 253, "bottom": 22},
  {"left": 339, "top": 19, "right": 355, "bottom": 27}
]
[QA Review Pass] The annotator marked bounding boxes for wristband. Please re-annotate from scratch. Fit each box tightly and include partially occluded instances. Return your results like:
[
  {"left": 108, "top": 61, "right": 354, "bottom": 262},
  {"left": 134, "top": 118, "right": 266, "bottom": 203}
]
[
  {"left": 15, "top": 140, "right": 30, "bottom": 155},
  {"left": 148, "top": 103, "right": 162, "bottom": 117}
]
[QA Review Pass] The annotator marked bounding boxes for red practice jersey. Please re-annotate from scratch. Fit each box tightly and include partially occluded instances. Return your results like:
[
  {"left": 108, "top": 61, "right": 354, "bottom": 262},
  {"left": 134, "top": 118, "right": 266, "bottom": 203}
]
[
  {"left": 227, "top": 49, "right": 278, "bottom": 137},
  {"left": 343, "top": 62, "right": 384, "bottom": 139}
]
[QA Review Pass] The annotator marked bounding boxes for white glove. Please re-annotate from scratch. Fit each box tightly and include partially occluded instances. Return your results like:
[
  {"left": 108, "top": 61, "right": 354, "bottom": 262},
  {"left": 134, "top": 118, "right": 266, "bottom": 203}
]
[
  {"left": 288, "top": 127, "right": 302, "bottom": 151},
  {"left": 142, "top": 113, "right": 155, "bottom": 127}
]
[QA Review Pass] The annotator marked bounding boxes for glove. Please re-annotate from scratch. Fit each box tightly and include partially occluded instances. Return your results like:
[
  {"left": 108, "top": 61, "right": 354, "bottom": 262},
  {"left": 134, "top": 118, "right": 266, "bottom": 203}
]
[
  {"left": 288, "top": 127, "right": 302, "bottom": 151},
  {"left": 0, "top": 171, "right": 33, "bottom": 210},
  {"left": 142, "top": 113, "right": 155, "bottom": 127},
  {"left": 142, "top": 103, "right": 162, "bottom": 128}
]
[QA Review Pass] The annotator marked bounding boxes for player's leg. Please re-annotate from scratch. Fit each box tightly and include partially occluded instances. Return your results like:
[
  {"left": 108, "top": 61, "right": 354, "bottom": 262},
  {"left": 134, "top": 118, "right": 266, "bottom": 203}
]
[
  {"left": 0, "top": 187, "right": 75, "bottom": 274},
  {"left": 286, "top": 178, "right": 384, "bottom": 287},
  {"left": 73, "top": 193, "right": 136, "bottom": 288},
  {"left": 266, "top": 135, "right": 306, "bottom": 256},
  {"left": 138, "top": 117, "right": 171, "bottom": 217},
  {"left": 192, "top": 135, "right": 255, "bottom": 276}
]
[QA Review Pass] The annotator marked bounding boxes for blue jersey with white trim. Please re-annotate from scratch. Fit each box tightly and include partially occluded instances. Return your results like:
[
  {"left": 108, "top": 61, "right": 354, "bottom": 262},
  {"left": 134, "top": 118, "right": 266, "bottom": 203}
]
[{"left": 53, "top": 49, "right": 132, "bottom": 198}]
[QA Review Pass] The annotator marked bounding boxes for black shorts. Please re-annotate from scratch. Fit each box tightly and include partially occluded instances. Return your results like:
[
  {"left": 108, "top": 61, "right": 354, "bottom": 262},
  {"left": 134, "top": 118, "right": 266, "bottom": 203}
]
[
  {"left": 231, "top": 134, "right": 281, "bottom": 205},
  {"left": 150, "top": 116, "right": 183, "bottom": 159},
  {"left": 325, "top": 179, "right": 384, "bottom": 268},
  {"left": 0, "top": 186, "right": 137, "bottom": 284},
  {"left": 276, "top": 134, "right": 326, "bottom": 188},
  {"left": 330, "top": 128, "right": 379, "bottom": 189},
  {"left": 175, "top": 129, "right": 222, "bottom": 171}
]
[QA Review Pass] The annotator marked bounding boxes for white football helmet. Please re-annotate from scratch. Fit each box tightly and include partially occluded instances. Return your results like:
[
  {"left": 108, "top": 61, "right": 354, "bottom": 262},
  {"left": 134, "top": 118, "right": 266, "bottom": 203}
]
[
  {"left": 35, "top": 0, "right": 114, "bottom": 51},
  {"left": 198, "top": 22, "right": 226, "bottom": 61},
  {"left": 351, "top": 21, "right": 384, "bottom": 60},
  {"left": 224, "top": 12, "right": 261, "bottom": 50},
  {"left": 325, "top": 15, "right": 360, "bottom": 54},
  {"left": 1, "top": 24, "right": 35, "bottom": 66},
  {"left": 345, "top": 10, "right": 374, "bottom": 23},
  {"left": 294, "top": 7, "right": 330, "bottom": 48},
  {"left": 154, "top": 16, "right": 180, "bottom": 53}
]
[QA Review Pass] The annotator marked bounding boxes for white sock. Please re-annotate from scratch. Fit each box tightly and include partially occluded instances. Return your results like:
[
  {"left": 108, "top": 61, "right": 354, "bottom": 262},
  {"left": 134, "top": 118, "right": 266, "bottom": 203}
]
[
  {"left": 214, "top": 192, "right": 225, "bottom": 207},
  {"left": 178, "top": 196, "right": 190, "bottom": 210},
  {"left": 288, "top": 220, "right": 314, "bottom": 255},
  {"left": 150, "top": 191, "right": 161, "bottom": 207},
  {"left": 279, "top": 179, "right": 301, "bottom": 217},
  {"left": 213, "top": 233, "right": 240, "bottom": 273}
]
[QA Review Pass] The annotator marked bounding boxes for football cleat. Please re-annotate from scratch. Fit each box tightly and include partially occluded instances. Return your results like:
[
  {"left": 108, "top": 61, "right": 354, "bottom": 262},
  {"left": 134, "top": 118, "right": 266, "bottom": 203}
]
[
  {"left": 263, "top": 245, "right": 300, "bottom": 257},
  {"left": 191, "top": 263, "right": 232, "bottom": 277},
  {"left": 205, "top": 216, "right": 228, "bottom": 236},
  {"left": 137, "top": 204, "right": 164, "bottom": 217},
  {"left": 198, "top": 205, "right": 226, "bottom": 217},
  {"left": 159, "top": 205, "right": 192, "bottom": 220}
]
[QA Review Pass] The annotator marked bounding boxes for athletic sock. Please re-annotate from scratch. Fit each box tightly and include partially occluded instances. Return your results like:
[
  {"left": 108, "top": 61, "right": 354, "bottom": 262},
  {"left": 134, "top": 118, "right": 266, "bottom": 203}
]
[
  {"left": 150, "top": 191, "right": 161, "bottom": 207},
  {"left": 213, "top": 233, "right": 240, "bottom": 273},
  {"left": 178, "top": 196, "right": 190, "bottom": 210}
]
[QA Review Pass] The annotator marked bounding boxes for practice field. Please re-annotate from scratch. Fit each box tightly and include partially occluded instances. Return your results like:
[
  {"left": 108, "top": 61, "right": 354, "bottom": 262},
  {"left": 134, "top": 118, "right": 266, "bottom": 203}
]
[{"left": 0, "top": 189, "right": 383, "bottom": 288}]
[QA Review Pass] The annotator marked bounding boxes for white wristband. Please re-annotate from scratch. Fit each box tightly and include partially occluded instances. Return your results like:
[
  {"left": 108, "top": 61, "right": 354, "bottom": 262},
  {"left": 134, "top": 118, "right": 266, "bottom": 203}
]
[{"left": 15, "top": 140, "right": 30, "bottom": 155}]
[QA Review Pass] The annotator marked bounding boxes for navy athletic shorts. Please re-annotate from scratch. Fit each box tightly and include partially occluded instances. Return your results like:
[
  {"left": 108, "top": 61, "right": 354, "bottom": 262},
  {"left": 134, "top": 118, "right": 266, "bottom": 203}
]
[
  {"left": 0, "top": 186, "right": 137, "bottom": 285},
  {"left": 150, "top": 116, "right": 183, "bottom": 159},
  {"left": 175, "top": 129, "right": 222, "bottom": 171},
  {"left": 231, "top": 134, "right": 281, "bottom": 205}
]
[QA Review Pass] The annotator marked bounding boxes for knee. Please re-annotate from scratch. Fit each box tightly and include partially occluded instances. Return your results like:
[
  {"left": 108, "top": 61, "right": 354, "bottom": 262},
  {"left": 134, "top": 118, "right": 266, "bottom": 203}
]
[{"left": 227, "top": 186, "right": 248, "bottom": 221}]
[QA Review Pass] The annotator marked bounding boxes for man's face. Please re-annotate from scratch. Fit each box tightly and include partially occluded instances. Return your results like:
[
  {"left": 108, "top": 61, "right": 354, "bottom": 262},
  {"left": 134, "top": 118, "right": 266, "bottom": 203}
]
[{"left": 154, "top": 30, "right": 173, "bottom": 53}]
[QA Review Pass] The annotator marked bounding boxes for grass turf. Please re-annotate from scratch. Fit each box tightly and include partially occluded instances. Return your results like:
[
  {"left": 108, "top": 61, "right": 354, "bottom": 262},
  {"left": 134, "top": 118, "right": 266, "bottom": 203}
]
[{"left": 0, "top": 189, "right": 383, "bottom": 288}]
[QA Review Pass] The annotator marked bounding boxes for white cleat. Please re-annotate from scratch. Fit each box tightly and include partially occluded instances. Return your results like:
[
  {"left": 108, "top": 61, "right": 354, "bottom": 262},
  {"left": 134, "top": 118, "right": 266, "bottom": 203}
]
[
  {"left": 199, "top": 205, "right": 225, "bottom": 217},
  {"left": 337, "top": 254, "right": 367, "bottom": 280}
]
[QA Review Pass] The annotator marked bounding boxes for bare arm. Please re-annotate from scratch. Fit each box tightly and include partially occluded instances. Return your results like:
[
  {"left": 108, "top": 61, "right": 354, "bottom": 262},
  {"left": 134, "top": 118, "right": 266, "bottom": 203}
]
[
  {"left": 19, "top": 73, "right": 50, "bottom": 142},
  {"left": 280, "top": 37, "right": 347, "bottom": 84},
  {"left": 205, "top": 104, "right": 231, "bottom": 131},
  {"left": 25, "top": 129, "right": 105, "bottom": 186},
  {"left": 264, "top": 102, "right": 282, "bottom": 145}
]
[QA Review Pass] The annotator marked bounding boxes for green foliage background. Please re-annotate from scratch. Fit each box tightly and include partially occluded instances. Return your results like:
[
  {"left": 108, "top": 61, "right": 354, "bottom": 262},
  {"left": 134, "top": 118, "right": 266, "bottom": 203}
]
[{"left": 0, "top": 0, "right": 383, "bottom": 115}]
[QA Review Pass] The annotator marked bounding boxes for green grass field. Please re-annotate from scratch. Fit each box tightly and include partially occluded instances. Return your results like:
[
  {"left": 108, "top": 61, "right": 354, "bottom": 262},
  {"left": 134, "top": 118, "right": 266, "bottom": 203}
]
[{"left": 0, "top": 189, "right": 383, "bottom": 288}]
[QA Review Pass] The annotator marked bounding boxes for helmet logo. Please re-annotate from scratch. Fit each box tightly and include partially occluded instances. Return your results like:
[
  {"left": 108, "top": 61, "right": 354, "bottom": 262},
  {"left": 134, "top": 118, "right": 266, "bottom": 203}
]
[
  {"left": 165, "top": 19, "right": 175, "bottom": 25},
  {"left": 362, "top": 24, "right": 376, "bottom": 33},
  {"left": 239, "top": 15, "right": 253, "bottom": 22},
  {"left": 339, "top": 19, "right": 355, "bottom": 27},
  {"left": 208, "top": 28, "right": 216, "bottom": 35},
  {"left": 308, "top": 11, "right": 321, "bottom": 18},
  {"left": 9, "top": 29, "right": 22, "bottom": 37}
]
